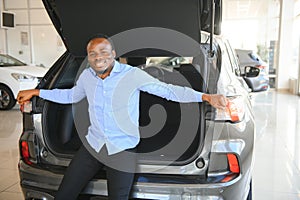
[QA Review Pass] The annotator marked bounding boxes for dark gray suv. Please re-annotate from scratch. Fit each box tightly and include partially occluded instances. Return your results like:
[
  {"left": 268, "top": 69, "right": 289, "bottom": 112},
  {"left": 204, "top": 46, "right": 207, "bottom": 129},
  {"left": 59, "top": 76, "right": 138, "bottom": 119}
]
[{"left": 18, "top": 0, "right": 254, "bottom": 199}]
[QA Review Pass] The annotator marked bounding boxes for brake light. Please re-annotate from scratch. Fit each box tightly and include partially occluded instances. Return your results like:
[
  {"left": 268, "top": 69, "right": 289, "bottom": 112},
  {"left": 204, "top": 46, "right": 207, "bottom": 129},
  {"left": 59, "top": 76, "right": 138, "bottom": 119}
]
[
  {"left": 208, "top": 152, "right": 241, "bottom": 183},
  {"left": 227, "top": 101, "right": 239, "bottom": 122},
  {"left": 227, "top": 153, "right": 240, "bottom": 173},
  {"left": 215, "top": 96, "right": 245, "bottom": 122},
  {"left": 21, "top": 141, "right": 32, "bottom": 165},
  {"left": 220, "top": 153, "right": 240, "bottom": 183}
]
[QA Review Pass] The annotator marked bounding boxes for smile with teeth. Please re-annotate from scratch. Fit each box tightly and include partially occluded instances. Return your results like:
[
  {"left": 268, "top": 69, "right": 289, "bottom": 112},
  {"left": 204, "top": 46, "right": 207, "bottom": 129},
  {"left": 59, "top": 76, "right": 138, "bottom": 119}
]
[{"left": 96, "top": 59, "right": 108, "bottom": 67}]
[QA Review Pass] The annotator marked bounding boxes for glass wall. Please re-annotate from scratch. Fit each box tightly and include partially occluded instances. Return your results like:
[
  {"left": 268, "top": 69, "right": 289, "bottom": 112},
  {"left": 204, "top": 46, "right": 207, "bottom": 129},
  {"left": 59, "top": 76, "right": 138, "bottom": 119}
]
[
  {"left": 223, "top": 0, "right": 300, "bottom": 93},
  {"left": 295, "top": 0, "right": 300, "bottom": 95},
  {"left": 222, "top": 0, "right": 280, "bottom": 89}
]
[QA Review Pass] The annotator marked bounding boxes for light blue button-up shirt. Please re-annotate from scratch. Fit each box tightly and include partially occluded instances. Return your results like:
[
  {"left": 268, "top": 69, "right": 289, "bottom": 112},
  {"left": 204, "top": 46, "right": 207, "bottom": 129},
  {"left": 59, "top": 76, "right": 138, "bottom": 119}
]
[{"left": 39, "top": 61, "right": 203, "bottom": 155}]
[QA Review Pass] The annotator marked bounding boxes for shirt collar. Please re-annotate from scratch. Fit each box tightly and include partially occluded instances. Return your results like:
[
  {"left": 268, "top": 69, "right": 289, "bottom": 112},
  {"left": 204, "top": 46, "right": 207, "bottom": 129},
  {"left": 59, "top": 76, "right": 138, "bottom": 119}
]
[{"left": 110, "top": 61, "right": 123, "bottom": 74}]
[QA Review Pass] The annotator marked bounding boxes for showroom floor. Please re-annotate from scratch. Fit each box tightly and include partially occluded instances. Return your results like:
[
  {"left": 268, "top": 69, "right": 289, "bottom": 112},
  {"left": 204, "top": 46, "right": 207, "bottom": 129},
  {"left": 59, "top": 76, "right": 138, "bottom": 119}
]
[{"left": 0, "top": 90, "right": 299, "bottom": 200}]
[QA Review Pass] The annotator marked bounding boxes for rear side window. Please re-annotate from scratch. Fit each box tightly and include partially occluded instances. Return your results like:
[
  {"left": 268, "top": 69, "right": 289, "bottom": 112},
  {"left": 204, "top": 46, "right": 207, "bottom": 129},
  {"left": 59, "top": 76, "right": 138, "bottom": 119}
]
[
  {"left": 55, "top": 57, "right": 84, "bottom": 89},
  {"left": 223, "top": 40, "right": 241, "bottom": 76},
  {"left": 216, "top": 40, "right": 235, "bottom": 86}
]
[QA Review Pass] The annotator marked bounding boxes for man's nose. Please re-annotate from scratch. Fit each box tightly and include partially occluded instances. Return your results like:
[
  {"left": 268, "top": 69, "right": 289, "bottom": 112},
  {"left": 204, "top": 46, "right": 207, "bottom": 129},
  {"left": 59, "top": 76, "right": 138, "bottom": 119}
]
[
  {"left": 94, "top": 54, "right": 101, "bottom": 59},
  {"left": 94, "top": 54, "right": 105, "bottom": 60}
]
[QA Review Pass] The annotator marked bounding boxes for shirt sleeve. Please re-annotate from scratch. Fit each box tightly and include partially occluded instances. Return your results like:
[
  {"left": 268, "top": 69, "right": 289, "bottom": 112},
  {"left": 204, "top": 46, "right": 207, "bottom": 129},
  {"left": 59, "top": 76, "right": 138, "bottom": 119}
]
[
  {"left": 39, "top": 71, "right": 86, "bottom": 104},
  {"left": 137, "top": 68, "right": 203, "bottom": 103}
]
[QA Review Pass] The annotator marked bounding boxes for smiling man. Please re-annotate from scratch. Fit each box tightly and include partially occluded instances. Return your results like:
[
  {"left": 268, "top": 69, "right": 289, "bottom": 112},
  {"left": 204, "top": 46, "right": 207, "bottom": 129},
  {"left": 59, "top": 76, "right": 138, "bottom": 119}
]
[{"left": 17, "top": 34, "right": 227, "bottom": 200}]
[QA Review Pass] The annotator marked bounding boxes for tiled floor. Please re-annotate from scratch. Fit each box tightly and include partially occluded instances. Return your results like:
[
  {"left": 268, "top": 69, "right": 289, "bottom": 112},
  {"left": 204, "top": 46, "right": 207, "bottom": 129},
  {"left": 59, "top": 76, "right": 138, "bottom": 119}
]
[
  {"left": 0, "top": 90, "right": 299, "bottom": 199},
  {"left": 0, "top": 106, "right": 23, "bottom": 200},
  {"left": 252, "top": 90, "right": 300, "bottom": 200}
]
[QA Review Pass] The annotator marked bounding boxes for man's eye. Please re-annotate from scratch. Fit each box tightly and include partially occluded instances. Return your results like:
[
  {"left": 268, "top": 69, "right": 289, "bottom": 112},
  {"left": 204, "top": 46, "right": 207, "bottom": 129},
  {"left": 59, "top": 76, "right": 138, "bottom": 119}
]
[
  {"left": 88, "top": 51, "right": 111, "bottom": 58},
  {"left": 100, "top": 52, "right": 110, "bottom": 56}
]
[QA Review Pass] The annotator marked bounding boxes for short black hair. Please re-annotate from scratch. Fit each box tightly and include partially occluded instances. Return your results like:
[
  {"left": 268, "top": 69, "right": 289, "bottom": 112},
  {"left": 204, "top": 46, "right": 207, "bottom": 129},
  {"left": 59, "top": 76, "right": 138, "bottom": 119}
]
[{"left": 87, "top": 33, "right": 115, "bottom": 50}]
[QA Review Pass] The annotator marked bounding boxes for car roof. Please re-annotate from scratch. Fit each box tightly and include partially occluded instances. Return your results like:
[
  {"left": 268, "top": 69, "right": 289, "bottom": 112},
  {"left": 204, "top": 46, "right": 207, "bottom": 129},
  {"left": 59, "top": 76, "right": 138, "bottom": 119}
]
[
  {"left": 235, "top": 49, "right": 265, "bottom": 64},
  {"left": 43, "top": 0, "right": 222, "bottom": 57}
]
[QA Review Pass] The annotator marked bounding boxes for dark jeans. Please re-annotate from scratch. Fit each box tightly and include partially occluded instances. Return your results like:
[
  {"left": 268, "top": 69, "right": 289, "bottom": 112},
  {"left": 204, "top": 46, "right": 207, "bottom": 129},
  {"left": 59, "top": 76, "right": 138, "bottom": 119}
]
[{"left": 55, "top": 145, "right": 137, "bottom": 200}]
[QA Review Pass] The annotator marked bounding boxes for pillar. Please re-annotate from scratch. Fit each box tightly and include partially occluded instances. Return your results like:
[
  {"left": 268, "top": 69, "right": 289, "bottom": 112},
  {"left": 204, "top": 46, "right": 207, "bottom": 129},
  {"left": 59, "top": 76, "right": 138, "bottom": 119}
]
[{"left": 276, "top": 0, "right": 295, "bottom": 90}]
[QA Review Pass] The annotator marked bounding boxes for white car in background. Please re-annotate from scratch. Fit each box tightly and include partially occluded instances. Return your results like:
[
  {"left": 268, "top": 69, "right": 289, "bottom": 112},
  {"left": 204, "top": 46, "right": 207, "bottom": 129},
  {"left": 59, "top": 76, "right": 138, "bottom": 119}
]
[{"left": 0, "top": 54, "right": 48, "bottom": 110}]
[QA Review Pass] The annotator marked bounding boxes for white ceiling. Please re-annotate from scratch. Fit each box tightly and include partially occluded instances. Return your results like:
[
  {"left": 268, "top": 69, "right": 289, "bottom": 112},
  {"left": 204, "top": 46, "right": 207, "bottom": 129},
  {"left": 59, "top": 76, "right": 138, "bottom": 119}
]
[{"left": 223, "top": 0, "right": 279, "bottom": 19}]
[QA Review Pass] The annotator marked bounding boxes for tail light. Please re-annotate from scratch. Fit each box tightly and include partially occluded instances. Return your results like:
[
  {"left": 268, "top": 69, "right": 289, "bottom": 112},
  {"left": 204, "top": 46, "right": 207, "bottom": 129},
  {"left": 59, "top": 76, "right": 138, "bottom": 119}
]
[
  {"left": 227, "top": 153, "right": 240, "bottom": 173},
  {"left": 208, "top": 153, "right": 241, "bottom": 183},
  {"left": 215, "top": 96, "right": 245, "bottom": 122},
  {"left": 20, "top": 132, "right": 39, "bottom": 165},
  {"left": 256, "top": 65, "right": 268, "bottom": 74},
  {"left": 220, "top": 153, "right": 240, "bottom": 183},
  {"left": 20, "top": 101, "right": 32, "bottom": 113},
  {"left": 257, "top": 65, "right": 266, "bottom": 69},
  {"left": 21, "top": 141, "right": 33, "bottom": 165}
]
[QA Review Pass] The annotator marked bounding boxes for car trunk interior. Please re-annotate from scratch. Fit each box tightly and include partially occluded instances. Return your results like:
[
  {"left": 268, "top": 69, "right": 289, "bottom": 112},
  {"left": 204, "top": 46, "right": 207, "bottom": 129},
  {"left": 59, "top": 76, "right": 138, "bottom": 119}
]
[
  {"left": 41, "top": 52, "right": 211, "bottom": 164},
  {"left": 40, "top": 0, "right": 222, "bottom": 164}
]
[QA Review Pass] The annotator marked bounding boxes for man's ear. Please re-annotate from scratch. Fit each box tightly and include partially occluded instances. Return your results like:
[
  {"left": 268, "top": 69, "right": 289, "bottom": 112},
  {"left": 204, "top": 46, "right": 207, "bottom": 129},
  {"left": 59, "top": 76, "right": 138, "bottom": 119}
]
[{"left": 112, "top": 50, "right": 116, "bottom": 58}]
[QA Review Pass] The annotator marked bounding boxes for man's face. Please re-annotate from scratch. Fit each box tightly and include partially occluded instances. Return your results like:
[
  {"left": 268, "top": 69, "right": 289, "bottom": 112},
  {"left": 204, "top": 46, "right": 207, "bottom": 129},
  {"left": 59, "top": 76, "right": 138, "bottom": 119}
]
[{"left": 87, "top": 38, "right": 116, "bottom": 74}]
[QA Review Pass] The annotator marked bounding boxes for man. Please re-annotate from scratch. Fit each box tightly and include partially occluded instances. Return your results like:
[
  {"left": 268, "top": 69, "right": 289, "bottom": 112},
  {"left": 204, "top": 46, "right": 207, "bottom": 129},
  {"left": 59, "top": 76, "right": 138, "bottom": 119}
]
[{"left": 17, "top": 34, "right": 227, "bottom": 200}]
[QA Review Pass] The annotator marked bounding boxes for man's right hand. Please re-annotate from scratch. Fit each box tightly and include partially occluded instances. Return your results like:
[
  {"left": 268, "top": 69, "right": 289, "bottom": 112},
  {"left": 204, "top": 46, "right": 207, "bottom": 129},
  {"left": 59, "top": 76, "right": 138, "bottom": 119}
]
[
  {"left": 202, "top": 94, "right": 228, "bottom": 110},
  {"left": 17, "top": 89, "right": 40, "bottom": 105}
]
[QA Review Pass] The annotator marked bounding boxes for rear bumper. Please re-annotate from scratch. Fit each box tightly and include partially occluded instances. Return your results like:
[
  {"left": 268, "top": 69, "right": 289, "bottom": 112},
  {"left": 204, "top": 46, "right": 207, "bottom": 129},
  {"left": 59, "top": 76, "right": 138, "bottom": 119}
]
[{"left": 19, "top": 160, "right": 251, "bottom": 200}]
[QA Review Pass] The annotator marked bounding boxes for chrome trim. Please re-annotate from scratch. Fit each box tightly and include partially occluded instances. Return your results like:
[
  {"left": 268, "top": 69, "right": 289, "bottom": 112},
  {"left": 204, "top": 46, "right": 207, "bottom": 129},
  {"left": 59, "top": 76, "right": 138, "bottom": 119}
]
[
  {"left": 207, "top": 170, "right": 231, "bottom": 177},
  {"left": 211, "top": 139, "right": 245, "bottom": 155},
  {"left": 20, "top": 161, "right": 238, "bottom": 200},
  {"left": 33, "top": 114, "right": 45, "bottom": 146}
]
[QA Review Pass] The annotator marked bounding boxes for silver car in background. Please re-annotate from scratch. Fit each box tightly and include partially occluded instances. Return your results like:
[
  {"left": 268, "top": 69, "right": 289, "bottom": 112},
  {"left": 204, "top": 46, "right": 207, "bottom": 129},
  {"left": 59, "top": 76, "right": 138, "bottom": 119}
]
[{"left": 235, "top": 49, "right": 269, "bottom": 92}]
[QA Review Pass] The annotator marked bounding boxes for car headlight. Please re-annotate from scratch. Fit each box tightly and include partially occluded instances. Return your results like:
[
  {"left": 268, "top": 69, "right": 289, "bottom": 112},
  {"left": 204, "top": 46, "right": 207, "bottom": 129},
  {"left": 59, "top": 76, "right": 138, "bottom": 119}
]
[{"left": 11, "top": 73, "right": 37, "bottom": 81}]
